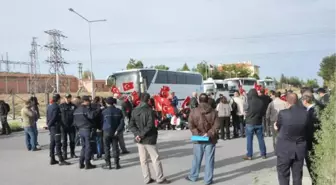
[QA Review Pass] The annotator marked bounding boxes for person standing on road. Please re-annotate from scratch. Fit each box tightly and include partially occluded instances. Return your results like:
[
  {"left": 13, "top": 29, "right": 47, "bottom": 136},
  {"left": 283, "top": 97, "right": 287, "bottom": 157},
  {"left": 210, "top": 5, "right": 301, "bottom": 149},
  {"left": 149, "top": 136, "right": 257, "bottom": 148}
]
[
  {"left": 0, "top": 100, "right": 11, "bottom": 135},
  {"left": 29, "top": 95, "right": 40, "bottom": 148},
  {"left": 60, "top": 93, "right": 78, "bottom": 159},
  {"left": 274, "top": 93, "right": 308, "bottom": 185},
  {"left": 129, "top": 93, "right": 170, "bottom": 184},
  {"left": 91, "top": 96, "right": 104, "bottom": 159},
  {"left": 243, "top": 89, "right": 267, "bottom": 160},
  {"left": 186, "top": 93, "right": 219, "bottom": 185},
  {"left": 74, "top": 95, "right": 101, "bottom": 170},
  {"left": 266, "top": 91, "right": 287, "bottom": 152},
  {"left": 21, "top": 100, "right": 40, "bottom": 151},
  {"left": 47, "top": 94, "right": 70, "bottom": 166},
  {"left": 190, "top": 92, "right": 198, "bottom": 109},
  {"left": 231, "top": 90, "right": 245, "bottom": 138},
  {"left": 216, "top": 96, "right": 231, "bottom": 140},
  {"left": 101, "top": 97, "right": 124, "bottom": 170},
  {"left": 258, "top": 89, "right": 272, "bottom": 137},
  {"left": 121, "top": 95, "right": 133, "bottom": 132},
  {"left": 114, "top": 94, "right": 130, "bottom": 154}
]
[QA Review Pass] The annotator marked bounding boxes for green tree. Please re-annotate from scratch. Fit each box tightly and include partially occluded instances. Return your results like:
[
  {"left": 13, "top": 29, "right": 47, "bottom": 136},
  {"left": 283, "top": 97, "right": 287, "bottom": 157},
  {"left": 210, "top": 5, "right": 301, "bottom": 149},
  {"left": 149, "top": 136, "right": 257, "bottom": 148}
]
[
  {"left": 313, "top": 92, "right": 336, "bottom": 185},
  {"left": 305, "top": 79, "right": 319, "bottom": 88},
  {"left": 318, "top": 53, "right": 336, "bottom": 86},
  {"left": 251, "top": 73, "right": 260, "bottom": 80},
  {"left": 82, "top": 70, "right": 95, "bottom": 80},
  {"left": 193, "top": 61, "right": 208, "bottom": 80},
  {"left": 221, "top": 64, "right": 252, "bottom": 78},
  {"left": 180, "top": 63, "right": 190, "bottom": 71},
  {"left": 126, "top": 58, "right": 144, "bottom": 69},
  {"left": 265, "top": 76, "right": 273, "bottom": 79},
  {"left": 152, "top": 65, "right": 169, "bottom": 70}
]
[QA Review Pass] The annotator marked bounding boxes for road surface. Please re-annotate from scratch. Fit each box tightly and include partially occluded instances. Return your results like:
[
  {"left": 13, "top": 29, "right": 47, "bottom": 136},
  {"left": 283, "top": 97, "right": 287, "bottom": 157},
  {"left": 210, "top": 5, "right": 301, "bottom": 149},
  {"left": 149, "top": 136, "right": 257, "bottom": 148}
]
[{"left": 0, "top": 130, "right": 311, "bottom": 185}]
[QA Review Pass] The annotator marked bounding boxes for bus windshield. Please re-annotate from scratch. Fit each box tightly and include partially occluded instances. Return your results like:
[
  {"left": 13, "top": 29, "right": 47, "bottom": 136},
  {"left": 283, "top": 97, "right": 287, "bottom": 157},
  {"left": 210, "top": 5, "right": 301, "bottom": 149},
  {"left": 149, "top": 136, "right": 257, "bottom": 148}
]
[
  {"left": 265, "top": 81, "right": 274, "bottom": 86},
  {"left": 204, "top": 83, "right": 215, "bottom": 92},
  {"left": 106, "top": 71, "right": 140, "bottom": 93}
]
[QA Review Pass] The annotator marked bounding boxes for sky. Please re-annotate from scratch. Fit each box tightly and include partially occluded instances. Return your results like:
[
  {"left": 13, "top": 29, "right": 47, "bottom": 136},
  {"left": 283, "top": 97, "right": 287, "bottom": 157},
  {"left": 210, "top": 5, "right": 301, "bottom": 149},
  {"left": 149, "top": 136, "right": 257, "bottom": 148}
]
[{"left": 0, "top": 0, "right": 335, "bottom": 84}]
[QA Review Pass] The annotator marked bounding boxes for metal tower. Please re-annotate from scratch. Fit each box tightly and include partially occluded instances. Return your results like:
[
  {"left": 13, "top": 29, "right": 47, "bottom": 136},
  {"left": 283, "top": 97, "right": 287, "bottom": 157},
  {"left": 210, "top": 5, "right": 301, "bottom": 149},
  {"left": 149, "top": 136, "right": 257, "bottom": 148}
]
[
  {"left": 29, "top": 37, "right": 40, "bottom": 93},
  {"left": 44, "top": 29, "right": 69, "bottom": 93}
]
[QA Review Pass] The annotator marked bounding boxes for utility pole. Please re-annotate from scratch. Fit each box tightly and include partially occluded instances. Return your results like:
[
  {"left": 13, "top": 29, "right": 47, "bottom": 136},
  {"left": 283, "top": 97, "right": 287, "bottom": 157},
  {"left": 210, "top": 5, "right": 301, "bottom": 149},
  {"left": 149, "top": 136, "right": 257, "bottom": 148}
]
[
  {"left": 44, "top": 29, "right": 69, "bottom": 93},
  {"left": 29, "top": 37, "right": 40, "bottom": 94}
]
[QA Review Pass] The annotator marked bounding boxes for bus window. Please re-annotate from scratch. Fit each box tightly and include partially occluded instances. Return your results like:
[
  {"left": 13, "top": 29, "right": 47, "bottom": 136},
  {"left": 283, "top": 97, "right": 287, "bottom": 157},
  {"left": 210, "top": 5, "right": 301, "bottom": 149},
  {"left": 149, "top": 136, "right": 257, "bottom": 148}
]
[
  {"left": 167, "top": 71, "right": 177, "bottom": 84},
  {"left": 140, "top": 70, "right": 156, "bottom": 87},
  {"left": 216, "top": 83, "right": 224, "bottom": 90},
  {"left": 106, "top": 75, "right": 116, "bottom": 86},
  {"left": 187, "top": 74, "right": 202, "bottom": 85},
  {"left": 243, "top": 80, "right": 256, "bottom": 86},
  {"left": 155, "top": 71, "right": 168, "bottom": 83},
  {"left": 176, "top": 73, "right": 186, "bottom": 84}
]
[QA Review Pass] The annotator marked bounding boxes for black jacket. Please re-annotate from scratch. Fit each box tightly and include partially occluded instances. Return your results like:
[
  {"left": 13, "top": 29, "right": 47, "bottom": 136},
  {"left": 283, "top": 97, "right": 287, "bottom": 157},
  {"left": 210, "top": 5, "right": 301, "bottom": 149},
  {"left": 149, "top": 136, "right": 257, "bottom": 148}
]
[
  {"left": 74, "top": 104, "right": 101, "bottom": 131},
  {"left": 129, "top": 102, "right": 158, "bottom": 145},
  {"left": 59, "top": 102, "right": 76, "bottom": 127},
  {"left": 259, "top": 95, "right": 272, "bottom": 116},
  {"left": 0, "top": 100, "right": 10, "bottom": 116},
  {"left": 121, "top": 100, "right": 133, "bottom": 119},
  {"left": 276, "top": 105, "right": 308, "bottom": 160},
  {"left": 306, "top": 106, "right": 320, "bottom": 151},
  {"left": 101, "top": 106, "right": 125, "bottom": 135},
  {"left": 90, "top": 103, "right": 103, "bottom": 129},
  {"left": 245, "top": 89, "right": 264, "bottom": 125},
  {"left": 208, "top": 98, "right": 216, "bottom": 109},
  {"left": 47, "top": 103, "right": 62, "bottom": 128}
]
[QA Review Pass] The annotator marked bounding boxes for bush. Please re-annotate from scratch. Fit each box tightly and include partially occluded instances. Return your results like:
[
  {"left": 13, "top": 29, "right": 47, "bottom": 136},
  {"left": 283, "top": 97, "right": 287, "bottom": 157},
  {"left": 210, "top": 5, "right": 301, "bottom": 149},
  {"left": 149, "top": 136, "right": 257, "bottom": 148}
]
[
  {"left": 313, "top": 92, "right": 336, "bottom": 185},
  {"left": 9, "top": 120, "right": 23, "bottom": 132}
]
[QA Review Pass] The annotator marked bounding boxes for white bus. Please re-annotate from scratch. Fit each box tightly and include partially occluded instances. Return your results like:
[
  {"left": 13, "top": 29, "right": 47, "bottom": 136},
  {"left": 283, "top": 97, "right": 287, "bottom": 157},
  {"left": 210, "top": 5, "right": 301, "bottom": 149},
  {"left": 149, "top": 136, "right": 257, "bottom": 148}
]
[
  {"left": 257, "top": 79, "right": 276, "bottom": 91},
  {"left": 224, "top": 77, "right": 257, "bottom": 94},
  {"left": 106, "top": 69, "right": 203, "bottom": 105},
  {"left": 203, "top": 78, "right": 228, "bottom": 93}
]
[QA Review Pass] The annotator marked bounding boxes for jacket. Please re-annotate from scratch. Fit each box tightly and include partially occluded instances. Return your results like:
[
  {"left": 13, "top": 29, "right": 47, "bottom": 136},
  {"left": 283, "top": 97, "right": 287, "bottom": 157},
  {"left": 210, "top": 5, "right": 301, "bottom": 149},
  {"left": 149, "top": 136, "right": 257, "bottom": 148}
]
[
  {"left": 59, "top": 102, "right": 76, "bottom": 127},
  {"left": 266, "top": 97, "right": 287, "bottom": 124},
  {"left": 129, "top": 102, "right": 158, "bottom": 145},
  {"left": 232, "top": 96, "right": 244, "bottom": 116},
  {"left": 30, "top": 97, "right": 40, "bottom": 119},
  {"left": 188, "top": 103, "right": 219, "bottom": 144},
  {"left": 306, "top": 105, "right": 320, "bottom": 151},
  {"left": 90, "top": 103, "right": 103, "bottom": 129},
  {"left": 121, "top": 100, "right": 133, "bottom": 119},
  {"left": 46, "top": 103, "right": 62, "bottom": 128},
  {"left": 0, "top": 100, "right": 10, "bottom": 116},
  {"left": 259, "top": 95, "right": 272, "bottom": 116},
  {"left": 74, "top": 104, "right": 101, "bottom": 130},
  {"left": 190, "top": 97, "right": 198, "bottom": 109},
  {"left": 216, "top": 103, "right": 231, "bottom": 117},
  {"left": 101, "top": 106, "right": 125, "bottom": 135},
  {"left": 208, "top": 98, "right": 217, "bottom": 109},
  {"left": 21, "top": 106, "right": 36, "bottom": 127},
  {"left": 171, "top": 96, "right": 179, "bottom": 107},
  {"left": 245, "top": 89, "right": 264, "bottom": 125}
]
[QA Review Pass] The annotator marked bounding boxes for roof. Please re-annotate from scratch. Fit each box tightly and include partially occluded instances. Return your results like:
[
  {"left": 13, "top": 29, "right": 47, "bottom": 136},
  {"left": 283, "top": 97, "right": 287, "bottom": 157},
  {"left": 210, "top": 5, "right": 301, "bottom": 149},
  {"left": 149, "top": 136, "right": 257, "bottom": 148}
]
[
  {"left": 114, "top": 69, "right": 201, "bottom": 75},
  {"left": 224, "top": 77, "right": 257, "bottom": 81},
  {"left": 0, "top": 72, "right": 77, "bottom": 79}
]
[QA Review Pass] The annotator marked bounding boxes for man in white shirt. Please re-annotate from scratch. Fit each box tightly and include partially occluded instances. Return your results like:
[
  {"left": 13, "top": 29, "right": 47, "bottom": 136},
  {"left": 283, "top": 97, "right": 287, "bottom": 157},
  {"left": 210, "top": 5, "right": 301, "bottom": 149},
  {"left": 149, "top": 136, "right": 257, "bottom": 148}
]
[{"left": 231, "top": 91, "right": 245, "bottom": 138}]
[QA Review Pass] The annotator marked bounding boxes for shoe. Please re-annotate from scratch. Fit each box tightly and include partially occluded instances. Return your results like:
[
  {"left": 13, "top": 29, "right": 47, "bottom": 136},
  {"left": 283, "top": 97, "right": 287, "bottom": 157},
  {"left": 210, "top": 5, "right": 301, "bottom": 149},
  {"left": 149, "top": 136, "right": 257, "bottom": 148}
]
[
  {"left": 32, "top": 148, "right": 41, "bottom": 151},
  {"left": 157, "top": 179, "right": 171, "bottom": 184},
  {"left": 261, "top": 155, "right": 267, "bottom": 159},
  {"left": 63, "top": 154, "right": 68, "bottom": 160},
  {"left": 59, "top": 160, "right": 71, "bottom": 166},
  {"left": 50, "top": 158, "right": 59, "bottom": 165},
  {"left": 85, "top": 161, "right": 96, "bottom": 170},
  {"left": 243, "top": 156, "right": 252, "bottom": 160},
  {"left": 79, "top": 162, "right": 85, "bottom": 169},
  {"left": 122, "top": 151, "right": 130, "bottom": 154},
  {"left": 185, "top": 177, "right": 193, "bottom": 182},
  {"left": 114, "top": 159, "right": 121, "bottom": 170},
  {"left": 36, "top": 145, "right": 41, "bottom": 149},
  {"left": 145, "top": 179, "right": 155, "bottom": 184},
  {"left": 71, "top": 153, "right": 78, "bottom": 158},
  {"left": 102, "top": 162, "right": 112, "bottom": 170}
]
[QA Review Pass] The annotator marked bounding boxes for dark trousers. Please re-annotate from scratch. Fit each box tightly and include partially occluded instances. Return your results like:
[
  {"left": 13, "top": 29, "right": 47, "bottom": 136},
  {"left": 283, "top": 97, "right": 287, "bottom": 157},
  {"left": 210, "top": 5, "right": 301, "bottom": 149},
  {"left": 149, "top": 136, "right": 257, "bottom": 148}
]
[
  {"left": 219, "top": 117, "right": 230, "bottom": 139},
  {"left": 75, "top": 131, "right": 81, "bottom": 146},
  {"left": 79, "top": 129, "right": 92, "bottom": 163},
  {"left": 61, "top": 126, "right": 76, "bottom": 155},
  {"left": 262, "top": 116, "right": 271, "bottom": 136},
  {"left": 96, "top": 130, "right": 104, "bottom": 156},
  {"left": 1, "top": 116, "right": 11, "bottom": 134},
  {"left": 103, "top": 132, "right": 120, "bottom": 162},
  {"left": 305, "top": 149, "right": 316, "bottom": 185},
  {"left": 118, "top": 132, "right": 128, "bottom": 152},
  {"left": 49, "top": 126, "right": 62, "bottom": 158},
  {"left": 277, "top": 156, "right": 304, "bottom": 185},
  {"left": 233, "top": 115, "right": 244, "bottom": 137}
]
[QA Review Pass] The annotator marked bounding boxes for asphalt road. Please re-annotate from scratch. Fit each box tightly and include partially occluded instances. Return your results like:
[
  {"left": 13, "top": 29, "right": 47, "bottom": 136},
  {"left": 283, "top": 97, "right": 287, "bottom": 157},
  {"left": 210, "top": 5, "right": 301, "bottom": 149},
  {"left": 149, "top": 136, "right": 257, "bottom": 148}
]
[{"left": 0, "top": 130, "right": 310, "bottom": 185}]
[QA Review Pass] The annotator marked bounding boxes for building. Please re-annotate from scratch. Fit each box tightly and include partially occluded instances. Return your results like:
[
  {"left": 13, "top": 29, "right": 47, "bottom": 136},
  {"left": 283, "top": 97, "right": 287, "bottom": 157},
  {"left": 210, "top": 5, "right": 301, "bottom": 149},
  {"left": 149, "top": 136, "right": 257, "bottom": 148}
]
[
  {"left": 0, "top": 72, "right": 110, "bottom": 94},
  {"left": 217, "top": 61, "right": 260, "bottom": 76}
]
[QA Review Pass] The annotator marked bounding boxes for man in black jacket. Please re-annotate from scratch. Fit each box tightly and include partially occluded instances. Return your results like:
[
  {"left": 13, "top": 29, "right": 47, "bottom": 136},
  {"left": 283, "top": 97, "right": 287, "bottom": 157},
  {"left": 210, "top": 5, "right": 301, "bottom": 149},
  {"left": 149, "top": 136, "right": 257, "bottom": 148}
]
[
  {"left": 243, "top": 89, "right": 267, "bottom": 160},
  {"left": 101, "top": 97, "right": 124, "bottom": 170},
  {"left": 129, "top": 93, "right": 170, "bottom": 184},
  {"left": 258, "top": 89, "right": 272, "bottom": 137},
  {"left": 91, "top": 96, "right": 103, "bottom": 159},
  {"left": 60, "top": 93, "right": 77, "bottom": 159},
  {"left": 275, "top": 93, "right": 308, "bottom": 185},
  {"left": 47, "top": 94, "right": 70, "bottom": 166},
  {"left": 74, "top": 96, "right": 101, "bottom": 170},
  {"left": 0, "top": 100, "right": 11, "bottom": 135}
]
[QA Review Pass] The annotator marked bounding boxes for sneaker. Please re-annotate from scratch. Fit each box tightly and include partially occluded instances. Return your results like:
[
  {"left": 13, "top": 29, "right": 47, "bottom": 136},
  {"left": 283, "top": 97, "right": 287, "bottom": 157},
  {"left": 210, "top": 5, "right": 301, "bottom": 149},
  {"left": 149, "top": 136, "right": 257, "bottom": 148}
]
[
  {"left": 261, "top": 155, "right": 267, "bottom": 159},
  {"left": 145, "top": 179, "right": 155, "bottom": 184},
  {"left": 243, "top": 156, "right": 252, "bottom": 160},
  {"left": 157, "top": 179, "right": 171, "bottom": 184}
]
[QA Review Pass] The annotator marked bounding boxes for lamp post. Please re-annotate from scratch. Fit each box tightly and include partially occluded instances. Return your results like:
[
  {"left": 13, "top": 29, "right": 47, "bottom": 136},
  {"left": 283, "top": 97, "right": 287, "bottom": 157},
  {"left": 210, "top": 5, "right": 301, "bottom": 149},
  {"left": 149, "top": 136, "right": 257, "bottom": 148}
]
[{"left": 69, "top": 8, "right": 106, "bottom": 98}]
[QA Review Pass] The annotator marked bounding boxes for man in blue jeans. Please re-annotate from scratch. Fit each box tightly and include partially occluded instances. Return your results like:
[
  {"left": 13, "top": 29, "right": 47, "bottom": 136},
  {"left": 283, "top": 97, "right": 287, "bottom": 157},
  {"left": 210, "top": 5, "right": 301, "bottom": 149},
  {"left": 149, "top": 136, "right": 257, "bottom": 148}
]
[
  {"left": 243, "top": 89, "right": 267, "bottom": 160},
  {"left": 186, "top": 93, "right": 219, "bottom": 185}
]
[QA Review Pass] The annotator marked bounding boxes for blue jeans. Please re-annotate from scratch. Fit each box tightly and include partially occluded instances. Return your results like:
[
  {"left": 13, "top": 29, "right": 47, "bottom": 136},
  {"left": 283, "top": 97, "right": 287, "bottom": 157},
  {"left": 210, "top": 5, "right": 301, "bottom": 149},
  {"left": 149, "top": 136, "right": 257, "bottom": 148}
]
[
  {"left": 246, "top": 124, "right": 267, "bottom": 157},
  {"left": 189, "top": 143, "right": 216, "bottom": 184},
  {"left": 96, "top": 131, "right": 104, "bottom": 156},
  {"left": 24, "top": 127, "right": 36, "bottom": 150}
]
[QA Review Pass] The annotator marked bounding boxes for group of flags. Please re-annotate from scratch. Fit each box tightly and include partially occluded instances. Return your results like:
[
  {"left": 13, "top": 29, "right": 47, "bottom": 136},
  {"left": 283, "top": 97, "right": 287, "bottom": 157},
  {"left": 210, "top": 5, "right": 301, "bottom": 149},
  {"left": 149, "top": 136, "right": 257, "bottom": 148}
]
[{"left": 111, "top": 82, "right": 140, "bottom": 107}]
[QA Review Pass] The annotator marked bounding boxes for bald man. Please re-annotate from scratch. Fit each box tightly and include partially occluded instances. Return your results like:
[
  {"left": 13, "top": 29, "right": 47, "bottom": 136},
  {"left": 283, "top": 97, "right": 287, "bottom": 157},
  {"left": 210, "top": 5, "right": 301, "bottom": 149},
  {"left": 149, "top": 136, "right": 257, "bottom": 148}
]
[{"left": 274, "top": 93, "right": 309, "bottom": 185}]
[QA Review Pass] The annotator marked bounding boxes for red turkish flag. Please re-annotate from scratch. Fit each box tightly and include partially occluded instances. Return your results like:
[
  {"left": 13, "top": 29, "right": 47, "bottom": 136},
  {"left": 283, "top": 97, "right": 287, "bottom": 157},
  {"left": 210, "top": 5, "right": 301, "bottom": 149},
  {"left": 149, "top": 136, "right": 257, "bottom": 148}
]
[
  {"left": 160, "top": 89, "right": 169, "bottom": 98},
  {"left": 162, "top": 104, "right": 175, "bottom": 115},
  {"left": 122, "top": 82, "right": 134, "bottom": 91},
  {"left": 111, "top": 86, "right": 120, "bottom": 94},
  {"left": 153, "top": 95, "right": 162, "bottom": 111},
  {"left": 254, "top": 82, "right": 258, "bottom": 90},
  {"left": 162, "top": 86, "right": 170, "bottom": 92},
  {"left": 182, "top": 96, "right": 191, "bottom": 109}
]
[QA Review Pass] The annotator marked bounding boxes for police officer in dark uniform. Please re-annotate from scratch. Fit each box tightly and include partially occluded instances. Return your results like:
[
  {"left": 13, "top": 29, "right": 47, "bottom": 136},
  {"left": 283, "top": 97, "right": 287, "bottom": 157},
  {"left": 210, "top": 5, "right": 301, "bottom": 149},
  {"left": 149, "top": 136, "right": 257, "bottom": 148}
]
[
  {"left": 73, "top": 96, "right": 101, "bottom": 170},
  {"left": 47, "top": 94, "right": 70, "bottom": 166},
  {"left": 102, "top": 97, "right": 124, "bottom": 170},
  {"left": 60, "top": 93, "right": 78, "bottom": 159}
]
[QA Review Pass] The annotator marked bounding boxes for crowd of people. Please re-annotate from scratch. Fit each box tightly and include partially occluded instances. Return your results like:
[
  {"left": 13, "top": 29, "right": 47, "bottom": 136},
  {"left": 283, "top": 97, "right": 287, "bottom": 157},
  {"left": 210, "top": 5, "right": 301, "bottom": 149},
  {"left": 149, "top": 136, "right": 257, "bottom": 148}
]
[{"left": 0, "top": 86, "right": 330, "bottom": 185}]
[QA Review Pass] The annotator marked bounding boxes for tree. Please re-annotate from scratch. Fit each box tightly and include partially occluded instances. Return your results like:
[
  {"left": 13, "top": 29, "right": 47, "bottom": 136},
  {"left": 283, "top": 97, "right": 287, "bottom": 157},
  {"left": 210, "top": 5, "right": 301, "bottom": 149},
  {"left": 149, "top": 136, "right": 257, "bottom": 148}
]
[
  {"left": 265, "top": 76, "right": 273, "bottom": 79},
  {"left": 220, "top": 64, "right": 252, "bottom": 78},
  {"left": 152, "top": 65, "right": 169, "bottom": 70},
  {"left": 193, "top": 61, "right": 208, "bottom": 80},
  {"left": 251, "top": 73, "right": 260, "bottom": 80},
  {"left": 318, "top": 54, "right": 336, "bottom": 86},
  {"left": 82, "top": 70, "right": 95, "bottom": 80},
  {"left": 305, "top": 79, "right": 319, "bottom": 88},
  {"left": 126, "top": 58, "right": 144, "bottom": 69},
  {"left": 180, "top": 63, "right": 190, "bottom": 71}
]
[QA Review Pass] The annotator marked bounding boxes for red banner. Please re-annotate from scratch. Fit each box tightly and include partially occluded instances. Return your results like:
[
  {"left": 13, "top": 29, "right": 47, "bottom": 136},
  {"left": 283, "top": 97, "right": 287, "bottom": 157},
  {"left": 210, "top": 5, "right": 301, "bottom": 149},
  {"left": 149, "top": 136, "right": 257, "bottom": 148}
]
[
  {"left": 131, "top": 91, "right": 140, "bottom": 107},
  {"left": 122, "top": 82, "right": 134, "bottom": 91},
  {"left": 181, "top": 96, "right": 191, "bottom": 109},
  {"left": 160, "top": 88, "right": 169, "bottom": 98},
  {"left": 111, "top": 86, "right": 120, "bottom": 94},
  {"left": 162, "top": 86, "right": 170, "bottom": 92}
]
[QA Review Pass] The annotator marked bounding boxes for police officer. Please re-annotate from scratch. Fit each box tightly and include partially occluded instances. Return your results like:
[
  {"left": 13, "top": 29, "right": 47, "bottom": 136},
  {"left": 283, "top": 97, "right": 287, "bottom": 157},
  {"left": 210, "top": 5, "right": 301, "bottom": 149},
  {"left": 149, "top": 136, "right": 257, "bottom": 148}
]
[
  {"left": 74, "top": 96, "right": 101, "bottom": 170},
  {"left": 102, "top": 97, "right": 124, "bottom": 170},
  {"left": 60, "top": 93, "right": 78, "bottom": 159},
  {"left": 47, "top": 94, "right": 70, "bottom": 166}
]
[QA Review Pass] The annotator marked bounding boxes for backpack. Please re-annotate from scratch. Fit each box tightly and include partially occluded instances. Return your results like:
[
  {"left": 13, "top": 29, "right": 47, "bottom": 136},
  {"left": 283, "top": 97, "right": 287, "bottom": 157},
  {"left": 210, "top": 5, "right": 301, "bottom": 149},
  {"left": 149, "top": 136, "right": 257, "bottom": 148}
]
[{"left": 231, "top": 98, "right": 238, "bottom": 114}]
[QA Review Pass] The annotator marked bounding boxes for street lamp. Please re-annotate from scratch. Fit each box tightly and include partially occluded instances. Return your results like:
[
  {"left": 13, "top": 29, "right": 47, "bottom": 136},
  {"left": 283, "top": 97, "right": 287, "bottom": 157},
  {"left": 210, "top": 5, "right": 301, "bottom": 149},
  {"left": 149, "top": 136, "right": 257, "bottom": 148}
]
[{"left": 68, "top": 8, "right": 106, "bottom": 98}]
